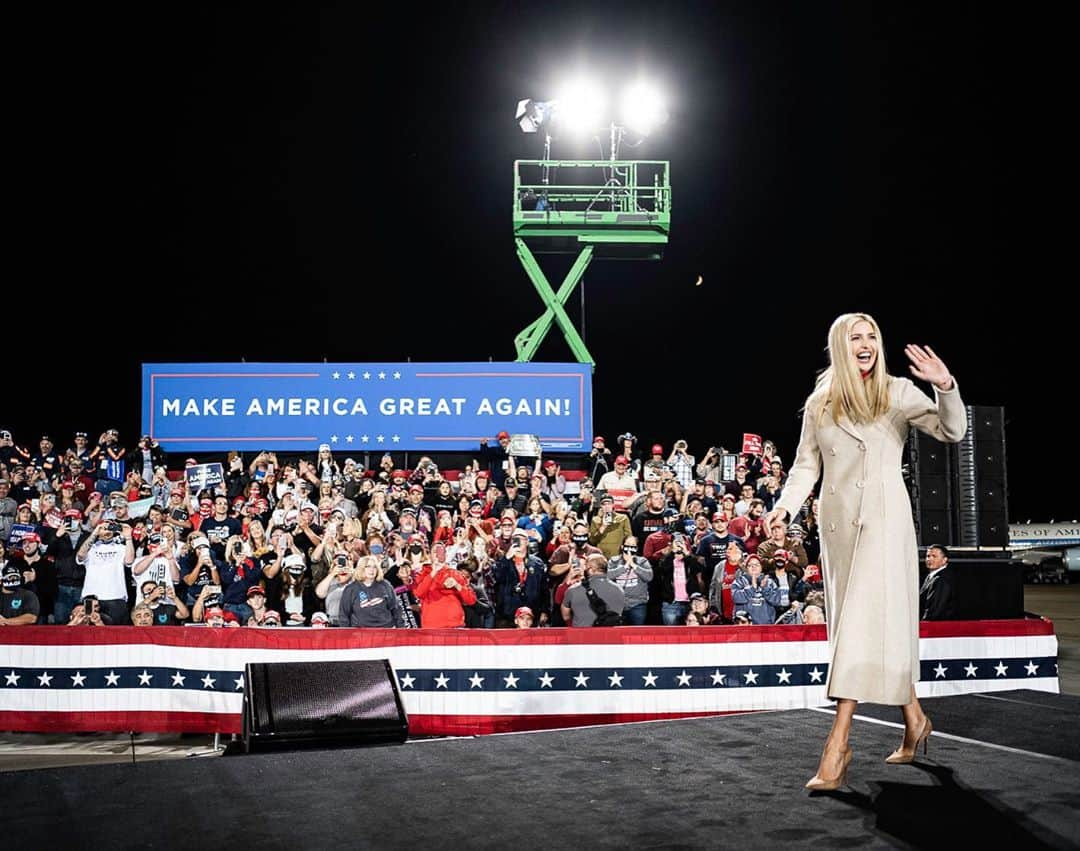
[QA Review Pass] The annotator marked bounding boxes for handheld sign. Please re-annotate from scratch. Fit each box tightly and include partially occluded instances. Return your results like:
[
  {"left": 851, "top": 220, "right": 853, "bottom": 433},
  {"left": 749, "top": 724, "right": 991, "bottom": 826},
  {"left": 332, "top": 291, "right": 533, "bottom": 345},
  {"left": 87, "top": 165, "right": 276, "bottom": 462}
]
[{"left": 742, "top": 433, "right": 763, "bottom": 456}]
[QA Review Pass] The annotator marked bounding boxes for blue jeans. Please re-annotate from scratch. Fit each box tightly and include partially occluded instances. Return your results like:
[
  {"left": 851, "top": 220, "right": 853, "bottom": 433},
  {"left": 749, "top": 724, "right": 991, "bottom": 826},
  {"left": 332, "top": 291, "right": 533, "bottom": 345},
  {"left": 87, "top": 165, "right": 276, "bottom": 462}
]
[
  {"left": 662, "top": 601, "right": 689, "bottom": 625},
  {"left": 55, "top": 585, "right": 84, "bottom": 625},
  {"left": 622, "top": 602, "right": 648, "bottom": 625}
]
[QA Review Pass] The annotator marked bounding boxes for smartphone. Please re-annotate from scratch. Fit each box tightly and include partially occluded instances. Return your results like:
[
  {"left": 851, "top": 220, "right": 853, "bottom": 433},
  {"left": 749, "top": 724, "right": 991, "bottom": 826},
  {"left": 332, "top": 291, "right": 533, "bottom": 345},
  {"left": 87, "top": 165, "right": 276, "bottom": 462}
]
[
  {"left": 31, "top": 498, "right": 40, "bottom": 514},
  {"left": 206, "top": 585, "right": 221, "bottom": 595}
]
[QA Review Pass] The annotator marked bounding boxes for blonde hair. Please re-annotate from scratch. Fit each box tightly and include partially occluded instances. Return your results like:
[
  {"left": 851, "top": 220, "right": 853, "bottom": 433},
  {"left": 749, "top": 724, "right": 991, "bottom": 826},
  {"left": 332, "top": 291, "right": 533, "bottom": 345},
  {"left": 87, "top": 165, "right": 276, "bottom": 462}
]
[
  {"left": 354, "top": 555, "right": 384, "bottom": 583},
  {"left": 812, "top": 312, "right": 891, "bottom": 426}
]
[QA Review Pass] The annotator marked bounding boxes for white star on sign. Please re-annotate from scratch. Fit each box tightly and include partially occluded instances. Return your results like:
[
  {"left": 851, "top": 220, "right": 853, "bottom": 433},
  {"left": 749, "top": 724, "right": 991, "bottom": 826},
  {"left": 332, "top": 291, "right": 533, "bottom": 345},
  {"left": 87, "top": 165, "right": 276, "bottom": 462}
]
[
  {"left": 4, "top": 671, "right": 19, "bottom": 687},
  {"left": 994, "top": 661, "right": 1008, "bottom": 677},
  {"left": 642, "top": 671, "right": 658, "bottom": 687},
  {"left": 964, "top": 663, "right": 978, "bottom": 678},
  {"left": 808, "top": 667, "right": 824, "bottom": 683},
  {"left": 138, "top": 670, "right": 153, "bottom": 686},
  {"left": 361, "top": 435, "right": 369, "bottom": 443},
  {"left": 1025, "top": 661, "right": 1039, "bottom": 676},
  {"left": 330, "top": 435, "right": 339, "bottom": 443},
  {"left": 743, "top": 669, "right": 759, "bottom": 685},
  {"left": 399, "top": 673, "right": 415, "bottom": 689},
  {"left": 38, "top": 672, "right": 53, "bottom": 687},
  {"left": 538, "top": 672, "right": 555, "bottom": 688},
  {"left": 676, "top": 670, "right": 693, "bottom": 687},
  {"left": 933, "top": 663, "right": 948, "bottom": 679},
  {"left": 362, "top": 371, "right": 371, "bottom": 380},
  {"left": 332, "top": 371, "right": 340, "bottom": 380},
  {"left": 503, "top": 673, "right": 519, "bottom": 689},
  {"left": 202, "top": 675, "right": 216, "bottom": 689},
  {"left": 71, "top": 672, "right": 87, "bottom": 687},
  {"left": 378, "top": 371, "right": 386, "bottom": 380},
  {"left": 468, "top": 672, "right": 484, "bottom": 689},
  {"left": 574, "top": 671, "right": 590, "bottom": 688},
  {"left": 710, "top": 669, "right": 726, "bottom": 686},
  {"left": 434, "top": 673, "right": 450, "bottom": 689},
  {"left": 345, "top": 435, "right": 354, "bottom": 443},
  {"left": 392, "top": 435, "right": 400, "bottom": 443},
  {"left": 776, "top": 668, "right": 792, "bottom": 684},
  {"left": 105, "top": 671, "right": 120, "bottom": 687},
  {"left": 347, "top": 371, "right": 356, "bottom": 380},
  {"left": 608, "top": 672, "right": 624, "bottom": 688},
  {"left": 376, "top": 435, "right": 385, "bottom": 443},
  {"left": 171, "top": 672, "right": 186, "bottom": 687},
  {"left": 235, "top": 677, "right": 245, "bottom": 691},
  {"left": 393, "top": 371, "right": 401, "bottom": 379}
]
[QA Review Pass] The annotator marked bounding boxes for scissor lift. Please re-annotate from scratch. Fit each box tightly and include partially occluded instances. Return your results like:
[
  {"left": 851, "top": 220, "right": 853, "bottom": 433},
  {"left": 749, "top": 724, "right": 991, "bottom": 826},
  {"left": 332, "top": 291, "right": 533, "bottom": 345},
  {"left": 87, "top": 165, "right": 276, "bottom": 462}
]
[{"left": 512, "top": 159, "right": 671, "bottom": 368}]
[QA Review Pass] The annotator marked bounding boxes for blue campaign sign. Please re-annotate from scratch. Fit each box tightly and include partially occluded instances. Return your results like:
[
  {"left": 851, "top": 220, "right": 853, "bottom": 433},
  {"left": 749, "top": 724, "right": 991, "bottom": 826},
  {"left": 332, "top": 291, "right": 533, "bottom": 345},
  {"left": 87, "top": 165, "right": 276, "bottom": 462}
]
[{"left": 141, "top": 363, "right": 592, "bottom": 453}]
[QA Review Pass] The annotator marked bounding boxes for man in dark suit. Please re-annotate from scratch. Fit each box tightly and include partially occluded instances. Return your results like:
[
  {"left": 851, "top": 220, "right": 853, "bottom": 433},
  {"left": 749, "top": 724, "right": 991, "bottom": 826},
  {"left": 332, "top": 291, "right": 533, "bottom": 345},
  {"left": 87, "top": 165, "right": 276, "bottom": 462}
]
[{"left": 920, "top": 544, "right": 957, "bottom": 620}]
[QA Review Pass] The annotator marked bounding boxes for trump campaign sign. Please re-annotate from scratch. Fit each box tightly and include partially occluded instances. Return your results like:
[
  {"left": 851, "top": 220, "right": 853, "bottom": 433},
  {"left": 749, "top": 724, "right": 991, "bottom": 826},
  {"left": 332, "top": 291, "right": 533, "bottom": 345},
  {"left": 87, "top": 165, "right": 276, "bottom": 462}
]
[{"left": 141, "top": 363, "right": 592, "bottom": 453}]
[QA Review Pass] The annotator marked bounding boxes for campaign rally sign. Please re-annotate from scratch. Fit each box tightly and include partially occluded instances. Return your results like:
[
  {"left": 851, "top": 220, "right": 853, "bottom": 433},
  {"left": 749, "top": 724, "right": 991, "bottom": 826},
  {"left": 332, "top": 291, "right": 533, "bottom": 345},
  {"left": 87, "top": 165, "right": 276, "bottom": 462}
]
[
  {"left": 742, "top": 433, "right": 763, "bottom": 456},
  {"left": 142, "top": 363, "right": 593, "bottom": 453},
  {"left": 185, "top": 463, "right": 224, "bottom": 492},
  {"left": 6, "top": 524, "right": 36, "bottom": 547}
]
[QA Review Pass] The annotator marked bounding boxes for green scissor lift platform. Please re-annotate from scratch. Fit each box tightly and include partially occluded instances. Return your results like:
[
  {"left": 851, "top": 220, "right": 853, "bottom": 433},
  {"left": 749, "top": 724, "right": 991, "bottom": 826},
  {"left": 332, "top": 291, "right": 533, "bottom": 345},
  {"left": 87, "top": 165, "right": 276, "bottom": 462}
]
[{"left": 512, "top": 159, "right": 671, "bottom": 368}]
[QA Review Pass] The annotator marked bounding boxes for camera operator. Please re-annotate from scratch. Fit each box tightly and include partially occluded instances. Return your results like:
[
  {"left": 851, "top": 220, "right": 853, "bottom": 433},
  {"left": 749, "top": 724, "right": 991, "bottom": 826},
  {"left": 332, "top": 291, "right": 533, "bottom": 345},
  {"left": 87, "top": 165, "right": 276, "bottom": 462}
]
[
  {"left": 561, "top": 553, "right": 624, "bottom": 627},
  {"left": 75, "top": 518, "right": 134, "bottom": 625}
]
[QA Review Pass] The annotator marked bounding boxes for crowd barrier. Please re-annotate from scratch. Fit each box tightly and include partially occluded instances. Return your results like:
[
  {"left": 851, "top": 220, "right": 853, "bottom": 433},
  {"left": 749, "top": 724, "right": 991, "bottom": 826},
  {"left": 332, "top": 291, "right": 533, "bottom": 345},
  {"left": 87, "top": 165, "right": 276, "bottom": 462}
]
[{"left": 0, "top": 620, "right": 1058, "bottom": 736}]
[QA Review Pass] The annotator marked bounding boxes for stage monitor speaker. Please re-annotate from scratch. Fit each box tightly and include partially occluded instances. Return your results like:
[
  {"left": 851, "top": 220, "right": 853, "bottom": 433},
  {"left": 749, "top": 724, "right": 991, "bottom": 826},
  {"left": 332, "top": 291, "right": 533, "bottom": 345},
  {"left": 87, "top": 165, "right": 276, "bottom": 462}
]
[{"left": 241, "top": 659, "right": 408, "bottom": 754}]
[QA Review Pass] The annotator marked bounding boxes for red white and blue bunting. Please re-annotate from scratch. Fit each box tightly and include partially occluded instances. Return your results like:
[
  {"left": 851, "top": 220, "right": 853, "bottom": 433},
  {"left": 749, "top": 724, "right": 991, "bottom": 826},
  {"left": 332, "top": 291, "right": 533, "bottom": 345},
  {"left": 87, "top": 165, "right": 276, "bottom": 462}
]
[{"left": 0, "top": 620, "right": 1059, "bottom": 736}]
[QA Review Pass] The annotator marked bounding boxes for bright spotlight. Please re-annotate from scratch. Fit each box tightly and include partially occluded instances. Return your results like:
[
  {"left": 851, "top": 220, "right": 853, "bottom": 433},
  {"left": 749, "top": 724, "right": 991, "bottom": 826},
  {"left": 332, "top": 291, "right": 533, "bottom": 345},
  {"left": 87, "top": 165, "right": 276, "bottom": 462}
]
[
  {"left": 516, "top": 99, "right": 554, "bottom": 134},
  {"left": 554, "top": 78, "right": 606, "bottom": 135},
  {"left": 620, "top": 81, "right": 668, "bottom": 136}
]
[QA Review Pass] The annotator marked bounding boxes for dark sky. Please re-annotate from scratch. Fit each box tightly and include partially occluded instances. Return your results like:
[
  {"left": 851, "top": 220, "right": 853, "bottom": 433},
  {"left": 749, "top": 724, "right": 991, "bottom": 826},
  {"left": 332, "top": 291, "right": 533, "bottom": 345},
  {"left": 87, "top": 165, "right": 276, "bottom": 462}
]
[{"left": 8, "top": 3, "right": 1075, "bottom": 521}]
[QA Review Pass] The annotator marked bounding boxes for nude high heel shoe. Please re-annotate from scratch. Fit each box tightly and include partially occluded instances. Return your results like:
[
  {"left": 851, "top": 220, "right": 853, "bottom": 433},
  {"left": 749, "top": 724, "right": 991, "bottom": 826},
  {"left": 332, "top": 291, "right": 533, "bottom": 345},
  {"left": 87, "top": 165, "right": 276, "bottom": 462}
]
[
  {"left": 885, "top": 716, "right": 932, "bottom": 764},
  {"left": 805, "top": 745, "right": 853, "bottom": 791}
]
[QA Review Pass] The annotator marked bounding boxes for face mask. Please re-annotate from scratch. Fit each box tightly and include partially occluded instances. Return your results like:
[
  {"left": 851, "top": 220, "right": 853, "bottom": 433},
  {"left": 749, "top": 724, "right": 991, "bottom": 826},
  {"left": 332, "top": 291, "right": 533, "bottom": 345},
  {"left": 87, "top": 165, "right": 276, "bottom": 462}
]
[
  {"left": 409, "top": 544, "right": 422, "bottom": 555},
  {"left": 572, "top": 534, "right": 588, "bottom": 546},
  {"left": 370, "top": 544, "right": 384, "bottom": 555}
]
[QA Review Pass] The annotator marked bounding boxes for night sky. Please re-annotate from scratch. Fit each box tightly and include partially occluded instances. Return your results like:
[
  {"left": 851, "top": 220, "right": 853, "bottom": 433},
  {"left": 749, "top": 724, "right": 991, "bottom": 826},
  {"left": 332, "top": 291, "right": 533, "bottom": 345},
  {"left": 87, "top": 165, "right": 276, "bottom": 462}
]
[{"left": 8, "top": 4, "right": 1075, "bottom": 521}]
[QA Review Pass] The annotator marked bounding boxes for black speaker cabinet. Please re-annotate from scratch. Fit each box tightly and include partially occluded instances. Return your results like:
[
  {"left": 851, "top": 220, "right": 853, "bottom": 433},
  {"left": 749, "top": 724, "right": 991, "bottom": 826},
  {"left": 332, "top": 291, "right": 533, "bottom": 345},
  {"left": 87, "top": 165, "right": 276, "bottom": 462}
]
[{"left": 241, "top": 659, "right": 408, "bottom": 754}]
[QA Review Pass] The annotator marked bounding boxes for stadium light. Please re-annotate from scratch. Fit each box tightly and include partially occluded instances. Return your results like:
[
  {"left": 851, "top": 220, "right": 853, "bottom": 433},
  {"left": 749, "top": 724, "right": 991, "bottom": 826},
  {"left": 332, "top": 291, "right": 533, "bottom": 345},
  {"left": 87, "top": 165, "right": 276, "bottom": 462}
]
[
  {"left": 619, "top": 81, "right": 668, "bottom": 137},
  {"left": 552, "top": 77, "right": 606, "bottom": 136}
]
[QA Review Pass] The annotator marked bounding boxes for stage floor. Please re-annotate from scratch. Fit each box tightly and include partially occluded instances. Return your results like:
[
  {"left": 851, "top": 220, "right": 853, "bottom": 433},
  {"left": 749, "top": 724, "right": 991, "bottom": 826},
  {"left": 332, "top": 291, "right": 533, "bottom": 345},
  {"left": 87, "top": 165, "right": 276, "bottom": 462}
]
[{"left": 6, "top": 689, "right": 1078, "bottom": 850}]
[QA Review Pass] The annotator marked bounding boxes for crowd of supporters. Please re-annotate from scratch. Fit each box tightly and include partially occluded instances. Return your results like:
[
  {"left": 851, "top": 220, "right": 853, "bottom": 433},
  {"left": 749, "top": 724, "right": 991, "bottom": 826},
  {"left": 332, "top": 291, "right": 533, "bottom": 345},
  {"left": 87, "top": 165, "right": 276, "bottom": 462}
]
[{"left": 0, "top": 428, "right": 827, "bottom": 628}]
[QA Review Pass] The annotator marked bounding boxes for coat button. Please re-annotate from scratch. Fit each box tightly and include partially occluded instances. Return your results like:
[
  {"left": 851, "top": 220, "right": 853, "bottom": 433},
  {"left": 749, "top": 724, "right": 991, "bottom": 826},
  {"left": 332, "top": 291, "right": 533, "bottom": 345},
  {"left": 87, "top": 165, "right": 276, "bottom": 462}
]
[
  {"left": 852, "top": 518, "right": 862, "bottom": 527},
  {"left": 859, "top": 443, "right": 866, "bottom": 452},
  {"left": 829, "top": 448, "right": 837, "bottom": 456},
  {"left": 829, "top": 523, "right": 836, "bottom": 533},
  {"left": 856, "top": 481, "right": 865, "bottom": 489},
  {"left": 829, "top": 485, "right": 836, "bottom": 495}
]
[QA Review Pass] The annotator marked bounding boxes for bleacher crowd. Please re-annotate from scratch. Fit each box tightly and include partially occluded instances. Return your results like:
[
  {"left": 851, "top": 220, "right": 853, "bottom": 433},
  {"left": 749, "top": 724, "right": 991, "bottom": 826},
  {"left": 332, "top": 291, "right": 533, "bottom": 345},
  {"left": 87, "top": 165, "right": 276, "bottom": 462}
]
[{"left": 0, "top": 428, "right": 827, "bottom": 628}]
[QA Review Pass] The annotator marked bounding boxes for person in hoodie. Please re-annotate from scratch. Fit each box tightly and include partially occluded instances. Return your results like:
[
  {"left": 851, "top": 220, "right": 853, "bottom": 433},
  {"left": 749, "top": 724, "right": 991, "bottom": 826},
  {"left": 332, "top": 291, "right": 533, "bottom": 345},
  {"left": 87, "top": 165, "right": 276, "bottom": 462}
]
[
  {"left": 410, "top": 545, "right": 477, "bottom": 628},
  {"left": 730, "top": 553, "right": 782, "bottom": 625},
  {"left": 338, "top": 556, "right": 403, "bottom": 628}
]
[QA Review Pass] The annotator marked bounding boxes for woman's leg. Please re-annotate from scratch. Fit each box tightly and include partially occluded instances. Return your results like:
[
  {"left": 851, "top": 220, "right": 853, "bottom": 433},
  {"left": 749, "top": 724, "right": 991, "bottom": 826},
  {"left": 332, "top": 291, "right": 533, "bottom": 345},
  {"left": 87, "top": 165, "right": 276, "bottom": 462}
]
[
  {"left": 809, "top": 698, "right": 857, "bottom": 782},
  {"left": 897, "top": 684, "right": 930, "bottom": 749}
]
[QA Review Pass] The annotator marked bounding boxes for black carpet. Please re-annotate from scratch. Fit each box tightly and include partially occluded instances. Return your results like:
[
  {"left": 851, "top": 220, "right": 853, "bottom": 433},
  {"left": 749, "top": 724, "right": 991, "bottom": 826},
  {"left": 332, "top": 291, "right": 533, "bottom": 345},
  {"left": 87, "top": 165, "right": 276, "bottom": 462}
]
[{"left": 7, "top": 690, "right": 1080, "bottom": 850}]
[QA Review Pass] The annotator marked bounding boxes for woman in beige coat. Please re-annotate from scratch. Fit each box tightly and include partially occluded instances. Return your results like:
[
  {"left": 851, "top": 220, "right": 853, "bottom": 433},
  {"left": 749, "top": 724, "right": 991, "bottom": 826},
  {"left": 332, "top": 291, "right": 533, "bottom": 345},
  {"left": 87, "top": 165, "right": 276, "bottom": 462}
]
[{"left": 765, "top": 312, "right": 966, "bottom": 791}]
